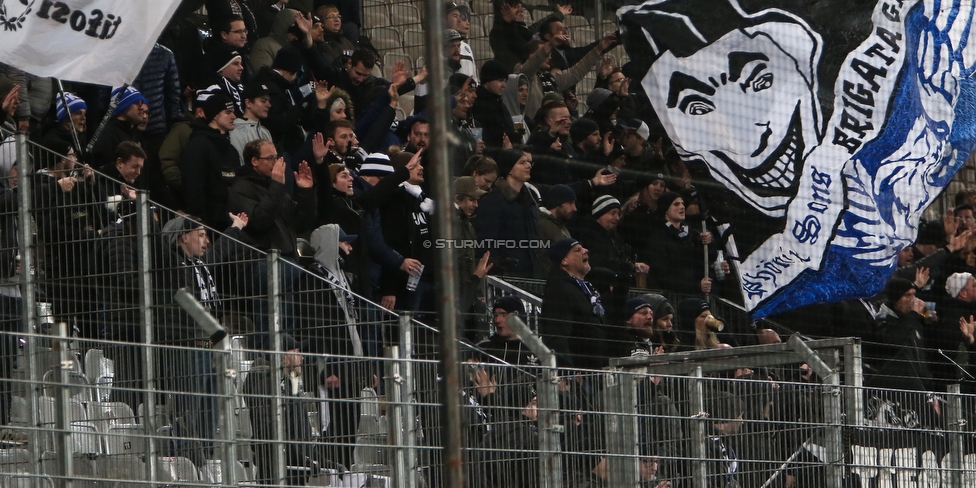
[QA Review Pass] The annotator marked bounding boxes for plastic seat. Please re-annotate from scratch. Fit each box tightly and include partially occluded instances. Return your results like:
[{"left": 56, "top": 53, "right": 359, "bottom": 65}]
[
  {"left": 156, "top": 456, "right": 199, "bottom": 482},
  {"left": 563, "top": 15, "right": 589, "bottom": 29},
  {"left": 383, "top": 53, "right": 412, "bottom": 80},
  {"left": 102, "top": 424, "right": 146, "bottom": 456},
  {"left": 199, "top": 459, "right": 249, "bottom": 484},
  {"left": 363, "top": 5, "right": 390, "bottom": 28},
  {"left": 42, "top": 369, "right": 93, "bottom": 403},
  {"left": 402, "top": 29, "right": 426, "bottom": 64},
  {"left": 573, "top": 26, "right": 595, "bottom": 45},
  {"left": 89, "top": 402, "right": 136, "bottom": 435},
  {"left": 471, "top": 0, "right": 491, "bottom": 15},
  {"left": 369, "top": 26, "right": 402, "bottom": 53},
  {"left": 389, "top": 4, "right": 421, "bottom": 33}
]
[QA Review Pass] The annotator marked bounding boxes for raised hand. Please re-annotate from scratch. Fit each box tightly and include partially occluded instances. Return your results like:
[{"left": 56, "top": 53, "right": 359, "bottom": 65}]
[
  {"left": 312, "top": 132, "right": 328, "bottom": 162},
  {"left": 294, "top": 161, "right": 314, "bottom": 188},
  {"left": 271, "top": 158, "right": 287, "bottom": 184}
]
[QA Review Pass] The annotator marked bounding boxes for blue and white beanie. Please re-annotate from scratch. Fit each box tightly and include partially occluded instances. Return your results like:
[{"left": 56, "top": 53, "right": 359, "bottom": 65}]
[
  {"left": 111, "top": 86, "right": 148, "bottom": 117},
  {"left": 56, "top": 92, "right": 87, "bottom": 122}
]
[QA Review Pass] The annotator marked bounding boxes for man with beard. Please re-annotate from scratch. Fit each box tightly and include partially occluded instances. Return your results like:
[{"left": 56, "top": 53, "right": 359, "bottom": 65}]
[
  {"left": 91, "top": 86, "right": 148, "bottom": 167},
  {"left": 607, "top": 296, "right": 656, "bottom": 359},
  {"left": 566, "top": 117, "right": 607, "bottom": 166},
  {"left": 401, "top": 116, "right": 429, "bottom": 154}
]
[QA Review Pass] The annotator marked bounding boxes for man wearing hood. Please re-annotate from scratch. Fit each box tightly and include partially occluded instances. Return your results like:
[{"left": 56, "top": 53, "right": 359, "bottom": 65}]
[
  {"left": 249, "top": 8, "right": 302, "bottom": 70},
  {"left": 228, "top": 139, "right": 317, "bottom": 259},
  {"left": 304, "top": 223, "right": 370, "bottom": 469},
  {"left": 180, "top": 91, "right": 241, "bottom": 230}
]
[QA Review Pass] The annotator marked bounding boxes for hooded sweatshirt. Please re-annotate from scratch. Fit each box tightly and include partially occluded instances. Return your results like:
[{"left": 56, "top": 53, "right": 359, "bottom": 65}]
[
  {"left": 309, "top": 224, "right": 364, "bottom": 357},
  {"left": 249, "top": 8, "right": 300, "bottom": 71}
]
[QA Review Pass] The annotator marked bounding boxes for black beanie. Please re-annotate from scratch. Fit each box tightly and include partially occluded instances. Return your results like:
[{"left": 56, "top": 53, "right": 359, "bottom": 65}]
[
  {"left": 480, "top": 59, "right": 510, "bottom": 83},
  {"left": 492, "top": 295, "right": 526, "bottom": 315},
  {"left": 273, "top": 46, "right": 304, "bottom": 73},
  {"left": 202, "top": 92, "right": 235, "bottom": 122},
  {"left": 676, "top": 297, "right": 710, "bottom": 330},
  {"left": 643, "top": 293, "right": 674, "bottom": 321},
  {"left": 495, "top": 148, "right": 524, "bottom": 177},
  {"left": 883, "top": 278, "right": 915, "bottom": 305},
  {"left": 657, "top": 191, "right": 682, "bottom": 215},
  {"left": 569, "top": 117, "right": 600, "bottom": 144}
]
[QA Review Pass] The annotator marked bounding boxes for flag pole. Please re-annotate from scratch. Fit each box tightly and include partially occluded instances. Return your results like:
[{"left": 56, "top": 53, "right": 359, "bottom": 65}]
[
  {"left": 54, "top": 79, "right": 83, "bottom": 158},
  {"left": 85, "top": 83, "right": 128, "bottom": 158}
]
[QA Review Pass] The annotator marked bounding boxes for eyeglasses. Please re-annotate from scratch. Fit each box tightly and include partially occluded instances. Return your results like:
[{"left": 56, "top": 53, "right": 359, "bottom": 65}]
[
  {"left": 229, "top": 29, "right": 248, "bottom": 35},
  {"left": 609, "top": 77, "right": 626, "bottom": 84},
  {"left": 256, "top": 154, "right": 279, "bottom": 160},
  {"left": 325, "top": 14, "right": 341, "bottom": 20}
]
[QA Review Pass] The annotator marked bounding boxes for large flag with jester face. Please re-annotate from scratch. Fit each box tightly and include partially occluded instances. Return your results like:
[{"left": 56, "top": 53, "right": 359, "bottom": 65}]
[
  {"left": 0, "top": 0, "right": 182, "bottom": 86},
  {"left": 619, "top": 0, "right": 976, "bottom": 318}
]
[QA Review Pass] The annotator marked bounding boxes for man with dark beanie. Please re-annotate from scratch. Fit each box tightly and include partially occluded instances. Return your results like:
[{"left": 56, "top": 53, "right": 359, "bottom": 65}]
[
  {"left": 866, "top": 278, "right": 934, "bottom": 393},
  {"left": 473, "top": 148, "right": 540, "bottom": 277},
  {"left": 475, "top": 296, "right": 537, "bottom": 366},
  {"left": 252, "top": 46, "right": 309, "bottom": 153},
  {"left": 642, "top": 191, "right": 715, "bottom": 294},
  {"left": 540, "top": 237, "right": 611, "bottom": 370},
  {"left": 472, "top": 60, "right": 518, "bottom": 151},
  {"left": 179, "top": 91, "right": 240, "bottom": 230},
  {"left": 567, "top": 117, "right": 607, "bottom": 166}
]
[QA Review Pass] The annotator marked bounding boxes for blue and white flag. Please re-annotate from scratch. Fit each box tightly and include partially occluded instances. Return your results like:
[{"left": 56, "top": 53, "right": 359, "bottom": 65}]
[
  {"left": 619, "top": 0, "right": 976, "bottom": 317},
  {"left": 0, "top": 0, "right": 182, "bottom": 86}
]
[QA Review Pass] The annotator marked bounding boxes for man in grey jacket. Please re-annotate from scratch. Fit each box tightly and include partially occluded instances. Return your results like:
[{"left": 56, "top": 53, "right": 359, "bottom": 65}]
[{"left": 229, "top": 82, "right": 274, "bottom": 163}]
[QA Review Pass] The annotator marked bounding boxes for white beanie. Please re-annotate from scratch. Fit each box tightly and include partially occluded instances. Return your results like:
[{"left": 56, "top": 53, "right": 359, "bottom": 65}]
[{"left": 946, "top": 272, "right": 973, "bottom": 299}]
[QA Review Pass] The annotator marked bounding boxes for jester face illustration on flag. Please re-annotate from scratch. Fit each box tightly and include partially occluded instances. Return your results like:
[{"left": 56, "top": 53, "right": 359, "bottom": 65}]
[{"left": 619, "top": 0, "right": 976, "bottom": 317}]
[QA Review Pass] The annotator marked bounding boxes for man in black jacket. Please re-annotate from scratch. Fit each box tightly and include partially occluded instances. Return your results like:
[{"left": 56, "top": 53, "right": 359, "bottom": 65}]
[
  {"left": 251, "top": 46, "right": 310, "bottom": 154},
  {"left": 90, "top": 86, "right": 147, "bottom": 167},
  {"left": 179, "top": 91, "right": 240, "bottom": 230},
  {"left": 540, "top": 238, "right": 611, "bottom": 370},
  {"left": 471, "top": 60, "right": 518, "bottom": 150},
  {"left": 227, "top": 139, "right": 317, "bottom": 259},
  {"left": 573, "top": 194, "right": 648, "bottom": 321}
]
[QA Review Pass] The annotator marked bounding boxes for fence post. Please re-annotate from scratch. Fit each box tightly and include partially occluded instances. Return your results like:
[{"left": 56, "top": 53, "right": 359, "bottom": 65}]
[
  {"left": 267, "top": 251, "right": 286, "bottom": 485},
  {"left": 54, "top": 321, "right": 73, "bottom": 488},
  {"left": 947, "top": 384, "right": 963, "bottom": 487},
  {"left": 15, "top": 133, "right": 44, "bottom": 483},
  {"left": 536, "top": 357, "right": 563, "bottom": 488},
  {"left": 134, "top": 191, "right": 157, "bottom": 484},
  {"left": 604, "top": 368, "right": 638, "bottom": 488},
  {"left": 397, "top": 314, "right": 418, "bottom": 488},
  {"left": 215, "top": 335, "right": 238, "bottom": 485},
  {"left": 843, "top": 340, "right": 863, "bottom": 427},
  {"left": 821, "top": 349, "right": 844, "bottom": 488},
  {"left": 689, "top": 366, "right": 706, "bottom": 487}
]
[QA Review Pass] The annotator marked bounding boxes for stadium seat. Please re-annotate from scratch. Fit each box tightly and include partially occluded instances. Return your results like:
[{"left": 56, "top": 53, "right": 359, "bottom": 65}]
[
  {"left": 383, "top": 53, "right": 412, "bottom": 80},
  {"left": 573, "top": 26, "right": 595, "bottom": 45},
  {"left": 390, "top": 4, "right": 422, "bottom": 34},
  {"left": 156, "top": 456, "right": 200, "bottom": 482},
  {"left": 563, "top": 15, "right": 589, "bottom": 29},
  {"left": 402, "top": 29, "right": 426, "bottom": 64},
  {"left": 363, "top": 5, "right": 390, "bottom": 28},
  {"left": 471, "top": 0, "right": 492, "bottom": 16},
  {"left": 89, "top": 402, "right": 136, "bottom": 433},
  {"left": 369, "top": 27, "right": 402, "bottom": 53}
]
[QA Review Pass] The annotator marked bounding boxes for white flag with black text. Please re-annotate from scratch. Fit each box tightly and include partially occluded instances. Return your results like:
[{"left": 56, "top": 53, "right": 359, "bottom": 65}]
[{"left": 0, "top": 0, "right": 182, "bottom": 86}]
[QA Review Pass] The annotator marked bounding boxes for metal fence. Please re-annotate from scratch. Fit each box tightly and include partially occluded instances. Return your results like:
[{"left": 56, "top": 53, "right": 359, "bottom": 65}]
[{"left": 6, "top": 130, "right": 976, "bottom": 488}]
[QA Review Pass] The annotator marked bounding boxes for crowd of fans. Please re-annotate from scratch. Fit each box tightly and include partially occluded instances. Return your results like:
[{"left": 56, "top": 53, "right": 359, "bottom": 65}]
[{"left": 0, "top": 0, "right": 973, "bottom": 486}]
